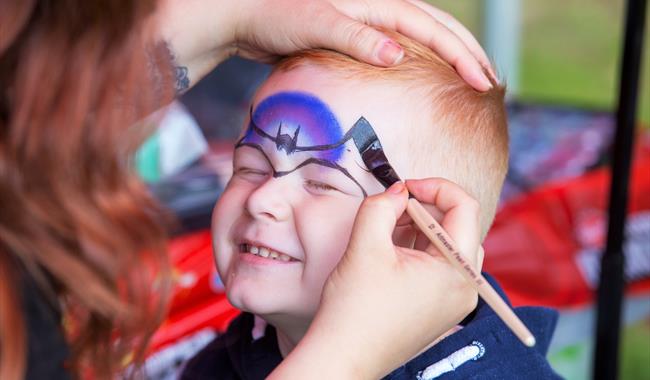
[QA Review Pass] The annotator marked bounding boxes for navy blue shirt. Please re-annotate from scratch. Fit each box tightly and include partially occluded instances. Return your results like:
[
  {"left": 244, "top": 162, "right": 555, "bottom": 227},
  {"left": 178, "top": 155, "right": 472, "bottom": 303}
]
[
  {"left": 20, "top": 269, "right": 71, "bottom": 380},
  {"left": 181, "top": 274, "right": 562, "bottom": 379}
]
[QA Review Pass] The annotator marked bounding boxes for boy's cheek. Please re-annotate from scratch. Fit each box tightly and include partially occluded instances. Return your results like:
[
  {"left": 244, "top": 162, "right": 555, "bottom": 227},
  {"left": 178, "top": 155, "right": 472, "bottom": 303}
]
[
  {"left": 210, "top": 193, "right": 242, "bottom": 281},
  {"left": 300, "top": 221, "right": 354, "bottom": 290},
  {"left": 211, "top": 184, "right": 250, "bottom": 233}
]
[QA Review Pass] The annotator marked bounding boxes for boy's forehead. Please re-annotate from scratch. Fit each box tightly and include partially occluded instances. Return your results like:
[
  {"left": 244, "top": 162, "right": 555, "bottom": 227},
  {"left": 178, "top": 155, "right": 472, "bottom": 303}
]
[
  {"left": 251, "top": 66, "right": 420, "bottom": 175},
  {"left": 254, "top": 67, "right": 369, "bottom": 132}
]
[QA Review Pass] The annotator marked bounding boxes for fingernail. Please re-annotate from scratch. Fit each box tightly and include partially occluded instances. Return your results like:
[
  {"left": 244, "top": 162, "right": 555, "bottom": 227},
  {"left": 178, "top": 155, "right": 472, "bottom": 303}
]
[
  {"left": 377, "top": 40, "right": 404, "bottom": 65},
  {"left": 478, "top": 71, "right": 493, "bottom": 90},
  {"left": 482, "top": 64, "right": 499, "bottom": 85},
  {"left": 387, "top": 181, "right": 405, "bottom": 194},
  {"left": 487, "top": 67, "right": 499, "bottom": 85}
]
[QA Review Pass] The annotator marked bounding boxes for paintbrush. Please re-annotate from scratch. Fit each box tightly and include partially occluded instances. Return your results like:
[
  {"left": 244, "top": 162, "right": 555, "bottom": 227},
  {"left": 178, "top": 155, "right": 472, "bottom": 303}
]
[{"left": 350, "top": 117, "right": 536, "bottom": 347}]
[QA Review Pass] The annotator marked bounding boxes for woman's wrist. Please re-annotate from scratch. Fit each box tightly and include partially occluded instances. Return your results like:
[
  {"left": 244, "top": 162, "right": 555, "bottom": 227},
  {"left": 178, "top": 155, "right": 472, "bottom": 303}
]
[{"left": 154, "top": 0, "right": 242, "bottom": 90}]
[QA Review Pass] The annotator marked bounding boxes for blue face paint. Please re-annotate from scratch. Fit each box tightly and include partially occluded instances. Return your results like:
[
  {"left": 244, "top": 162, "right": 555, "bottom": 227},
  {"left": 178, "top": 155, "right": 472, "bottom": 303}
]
[{"left": 240, "top": 92, "right": 346, "bottom": 163}]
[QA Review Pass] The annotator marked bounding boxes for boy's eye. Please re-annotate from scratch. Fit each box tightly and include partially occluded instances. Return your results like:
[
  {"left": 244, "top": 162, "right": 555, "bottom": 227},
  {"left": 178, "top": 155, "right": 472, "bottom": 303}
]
[
  {"left": 235, "top": 167, "right": 268, "bottom": 177},
  {"left": 305, "top": 180, "right": 338, "bottom": 192}
]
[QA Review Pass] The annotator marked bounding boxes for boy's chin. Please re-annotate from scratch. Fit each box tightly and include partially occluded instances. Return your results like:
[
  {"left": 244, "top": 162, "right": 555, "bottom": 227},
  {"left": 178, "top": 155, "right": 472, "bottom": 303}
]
[
  {"left": 226, "top": 291, "right": 317, "bottom": 322},
  {"left": 226, "top": 289, "right": 287, "bottom": 316}
]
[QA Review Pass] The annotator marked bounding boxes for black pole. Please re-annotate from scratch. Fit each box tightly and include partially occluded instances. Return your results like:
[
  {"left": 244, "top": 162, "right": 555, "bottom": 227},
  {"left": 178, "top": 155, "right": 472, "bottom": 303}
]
[{"left": 593, "top": 0, "right": 647, "bottom": 379}]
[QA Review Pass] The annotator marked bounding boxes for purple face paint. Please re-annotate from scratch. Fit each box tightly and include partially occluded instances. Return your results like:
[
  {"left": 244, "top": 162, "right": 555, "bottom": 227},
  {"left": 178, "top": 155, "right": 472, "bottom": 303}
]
[{"left": 240, "top": 92, "right": 346, "bottom": 163}]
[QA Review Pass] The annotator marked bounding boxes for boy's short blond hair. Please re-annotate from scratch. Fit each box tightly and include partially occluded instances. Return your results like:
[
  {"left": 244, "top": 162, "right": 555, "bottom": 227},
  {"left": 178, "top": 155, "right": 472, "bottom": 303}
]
[{"left": 275, "top": 31, "right": 508, "bottom": 239}]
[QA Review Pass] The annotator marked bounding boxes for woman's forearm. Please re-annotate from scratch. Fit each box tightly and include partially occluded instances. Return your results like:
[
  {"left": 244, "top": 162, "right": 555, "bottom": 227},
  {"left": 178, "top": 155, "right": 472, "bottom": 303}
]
[{"left": 154, "top": 0, "right": 237, "bottom": 92}]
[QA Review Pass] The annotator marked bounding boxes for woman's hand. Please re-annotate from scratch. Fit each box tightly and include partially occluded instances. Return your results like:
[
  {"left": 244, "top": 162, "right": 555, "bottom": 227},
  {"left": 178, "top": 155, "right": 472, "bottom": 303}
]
[
  {"left": 269, "top": 179, "right": 482, "bottom": 379},
  {"left": 156, "top": 0, "right": 494, "bottom": 92}
]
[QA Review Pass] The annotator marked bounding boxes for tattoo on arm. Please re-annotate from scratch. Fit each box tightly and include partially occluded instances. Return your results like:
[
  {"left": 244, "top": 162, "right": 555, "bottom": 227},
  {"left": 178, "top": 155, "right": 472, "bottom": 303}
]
[
  {"left": 161, "top": 41, "right": 191, "bottom": 93},
  {"left": 173, "top": 65, "right": 190, "bottom": 93}
]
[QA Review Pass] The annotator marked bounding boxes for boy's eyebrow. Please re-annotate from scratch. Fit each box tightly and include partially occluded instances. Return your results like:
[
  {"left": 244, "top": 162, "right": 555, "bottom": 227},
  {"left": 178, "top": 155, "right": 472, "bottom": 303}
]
[{"left": 235, "top": 142, "right": 368, "bottom": 197}]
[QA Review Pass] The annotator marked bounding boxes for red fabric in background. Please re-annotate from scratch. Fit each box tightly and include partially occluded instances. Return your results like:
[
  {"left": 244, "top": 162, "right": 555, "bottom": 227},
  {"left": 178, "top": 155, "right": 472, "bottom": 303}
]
[
  {"left": 484, "top": 142, "right": 650, "bottom": 308},
  {"left": 149, "top": 230, "right": 239, "bottom": 353}
]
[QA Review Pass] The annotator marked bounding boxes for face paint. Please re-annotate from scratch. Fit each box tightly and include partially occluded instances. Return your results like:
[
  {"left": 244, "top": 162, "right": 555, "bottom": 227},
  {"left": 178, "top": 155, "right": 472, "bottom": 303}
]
[
  {"left": 348, "top": 117, "right": 403, "bottom": 189},
  {"left": 236, "top": 91, "right": 367, "bottom": 196},
  {"left": 235, "top": 91, "right": 402, "bottom": 197}
]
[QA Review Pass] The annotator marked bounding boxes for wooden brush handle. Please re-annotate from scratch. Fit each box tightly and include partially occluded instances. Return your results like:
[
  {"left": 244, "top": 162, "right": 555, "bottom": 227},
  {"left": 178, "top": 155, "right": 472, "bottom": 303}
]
[{"left": 406, "top": 198, "right": 536, "bottom": 347}]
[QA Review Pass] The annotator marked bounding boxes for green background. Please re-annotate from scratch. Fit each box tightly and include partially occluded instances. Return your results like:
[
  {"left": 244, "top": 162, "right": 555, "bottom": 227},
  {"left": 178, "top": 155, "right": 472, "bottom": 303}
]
[{"left": 429, "top": 0, "right": 649, "bottom": 125}]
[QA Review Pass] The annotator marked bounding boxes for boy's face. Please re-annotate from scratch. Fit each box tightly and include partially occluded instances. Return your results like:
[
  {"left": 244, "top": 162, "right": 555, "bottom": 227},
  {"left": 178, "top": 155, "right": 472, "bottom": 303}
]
[{"left": 212, "top": 66, "right": 416, "bottom": 323}]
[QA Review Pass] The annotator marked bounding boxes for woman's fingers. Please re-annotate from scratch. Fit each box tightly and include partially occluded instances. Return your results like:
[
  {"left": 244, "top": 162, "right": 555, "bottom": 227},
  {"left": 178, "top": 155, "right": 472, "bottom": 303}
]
[
  {"left": 403, "top": 0, "right": 497, "bottom": 81},
  {"left": 330, "top": 0, "right": 492, "bottom": 90},
  {"left": 477, "top": 245, "right": 485, "bottom": 270},
  {"left": 405, "top": 178, "right": 481, "bottom": 265},
  {"left": 396, "top": 201, "right": 443, "bottom": 227},
  {"left": 310, "top": 10, "right": 405, "bottom": 66},
  {"left": 347, "top": 182, "right": 409, "bottom": 255}
]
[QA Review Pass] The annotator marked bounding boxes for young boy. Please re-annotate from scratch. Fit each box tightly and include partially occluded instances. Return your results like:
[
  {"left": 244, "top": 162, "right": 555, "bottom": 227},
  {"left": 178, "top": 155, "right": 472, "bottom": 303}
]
[{"left": 182, "top": 31, "right": 560, "bottom": 379}]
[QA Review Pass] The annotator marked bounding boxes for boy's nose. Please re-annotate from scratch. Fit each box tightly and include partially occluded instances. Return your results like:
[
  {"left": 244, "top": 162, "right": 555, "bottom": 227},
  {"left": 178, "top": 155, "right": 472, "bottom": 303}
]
[{"left": 245, "top": 177, "right": 292, "bottom": 222}]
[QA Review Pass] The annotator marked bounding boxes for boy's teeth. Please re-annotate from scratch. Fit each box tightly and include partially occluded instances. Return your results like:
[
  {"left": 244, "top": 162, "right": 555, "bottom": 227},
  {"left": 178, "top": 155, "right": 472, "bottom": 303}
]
[{"left": 244, "top": 244, "right": 293, "bottom": 261}]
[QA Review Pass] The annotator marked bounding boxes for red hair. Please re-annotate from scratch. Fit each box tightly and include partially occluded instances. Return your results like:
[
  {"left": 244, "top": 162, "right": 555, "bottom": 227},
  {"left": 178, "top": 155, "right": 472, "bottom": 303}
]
[{"left": 1, "top": 0, "right": 174, "bottom": 378}]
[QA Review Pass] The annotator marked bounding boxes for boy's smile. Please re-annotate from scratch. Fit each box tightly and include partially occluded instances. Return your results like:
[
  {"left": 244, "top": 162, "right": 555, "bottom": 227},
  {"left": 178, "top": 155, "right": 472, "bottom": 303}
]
[{"left": 238, "top": 241, "right": 300, "bottom": 263}]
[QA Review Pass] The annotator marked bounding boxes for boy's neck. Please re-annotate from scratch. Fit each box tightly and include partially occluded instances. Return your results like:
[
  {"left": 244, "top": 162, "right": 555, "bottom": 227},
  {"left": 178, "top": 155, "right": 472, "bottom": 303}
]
[
  {"left": 276, "top": 329, "right": 298, "bottom": 358},
  {"left": 273, "top": 318, "right": 463, "bottom": 363},
  {"left": 259, "top": 314, "right": 311, "bottom": 358}
]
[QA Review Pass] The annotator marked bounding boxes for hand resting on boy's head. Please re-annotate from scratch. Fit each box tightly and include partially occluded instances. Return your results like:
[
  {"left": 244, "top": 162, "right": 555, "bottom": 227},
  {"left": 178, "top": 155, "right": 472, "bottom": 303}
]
[
  {"left": 158, "top": 0, "right": 495, "bottom": 91},
  {"left": 269, "top": 178, "right": 482, "bottom": 380}
]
